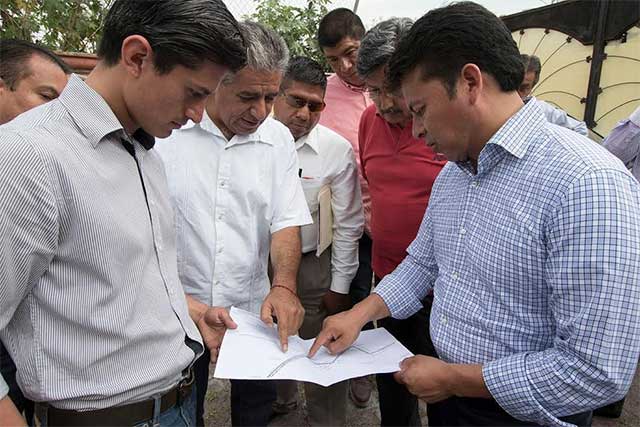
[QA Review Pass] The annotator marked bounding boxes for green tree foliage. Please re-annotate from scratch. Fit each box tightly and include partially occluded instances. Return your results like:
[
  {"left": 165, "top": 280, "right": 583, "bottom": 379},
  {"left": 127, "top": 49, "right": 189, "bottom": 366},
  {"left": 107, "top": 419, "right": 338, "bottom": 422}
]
[
  {"left": 0, "top": 0, "right": 111, "bottom": 53},
  {"left": 248, "top": 0, "right": 331, "bottom": 70}
]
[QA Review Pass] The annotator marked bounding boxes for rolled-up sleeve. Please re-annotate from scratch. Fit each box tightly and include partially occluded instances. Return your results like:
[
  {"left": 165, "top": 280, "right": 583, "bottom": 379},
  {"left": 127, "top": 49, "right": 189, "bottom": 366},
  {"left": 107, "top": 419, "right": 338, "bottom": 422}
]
[
  {"left": 483, "top": 169, "right": 640, "bottom": 426},
  {"left": 271, "top": 135, "right": 312, "bottom": 233},
  {"left": 328, "top": 147, "right": 364, "bottom": 293},
  {"left": 374, "top": 208, "right": 439, "bottom": 319},
  {"left": 0, "top": 131, "right": 58, "bottom": 398}
]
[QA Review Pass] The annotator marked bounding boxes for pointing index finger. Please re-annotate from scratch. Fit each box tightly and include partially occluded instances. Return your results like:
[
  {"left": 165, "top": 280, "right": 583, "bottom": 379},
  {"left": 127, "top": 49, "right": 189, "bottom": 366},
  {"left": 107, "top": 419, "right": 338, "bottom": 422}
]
[
  {"left": 278, "top": 321, "right": 289, "bottom": 352},
  {"left": 308, "top": 329, "right": 332, "bottom": 358}
]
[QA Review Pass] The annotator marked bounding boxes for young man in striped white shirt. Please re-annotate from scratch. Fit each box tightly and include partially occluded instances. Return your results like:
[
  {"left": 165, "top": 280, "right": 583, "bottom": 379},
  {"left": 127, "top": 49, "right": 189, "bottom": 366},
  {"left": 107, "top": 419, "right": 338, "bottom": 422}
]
[
  {"left": 0, "top": 37, "right": 71, "bottom": 427},
  {"left": 0, "top": 1, "right": 246, "bottom": 425}
]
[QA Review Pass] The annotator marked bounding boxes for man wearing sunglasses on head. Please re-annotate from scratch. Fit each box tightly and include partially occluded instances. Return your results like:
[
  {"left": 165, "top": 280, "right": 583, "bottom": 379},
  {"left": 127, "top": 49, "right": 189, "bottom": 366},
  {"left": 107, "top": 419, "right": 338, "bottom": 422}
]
[{"left": 272, "top": 56, "right": 364, "bottom": 426}]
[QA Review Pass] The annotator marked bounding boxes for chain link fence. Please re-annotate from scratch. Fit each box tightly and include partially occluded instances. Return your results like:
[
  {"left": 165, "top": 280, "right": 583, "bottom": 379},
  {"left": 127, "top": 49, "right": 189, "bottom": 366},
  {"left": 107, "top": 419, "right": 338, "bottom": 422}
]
[{"left": 224, "top": 0, "right": 356, "bottom": 20}]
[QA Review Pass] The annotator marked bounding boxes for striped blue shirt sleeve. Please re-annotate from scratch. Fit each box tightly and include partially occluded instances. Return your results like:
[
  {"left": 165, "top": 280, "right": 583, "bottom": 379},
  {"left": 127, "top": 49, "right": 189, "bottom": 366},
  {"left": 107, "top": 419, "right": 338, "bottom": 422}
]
[
  {"left": 483, "top": 168, "right": 640, "bottom": 426},
  {"left": 374, "top": 208, "right": 439, "bottom": 319}
]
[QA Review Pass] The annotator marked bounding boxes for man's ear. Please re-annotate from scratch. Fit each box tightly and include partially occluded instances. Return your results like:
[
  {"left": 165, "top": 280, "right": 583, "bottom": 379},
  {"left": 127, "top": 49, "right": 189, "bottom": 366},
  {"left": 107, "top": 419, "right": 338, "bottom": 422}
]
[
  {"left": 460, "top": 63, "right": 483, "bottom": 105},
  {"left": 120, "top": 35, "right": 154, "bottom": 78}
]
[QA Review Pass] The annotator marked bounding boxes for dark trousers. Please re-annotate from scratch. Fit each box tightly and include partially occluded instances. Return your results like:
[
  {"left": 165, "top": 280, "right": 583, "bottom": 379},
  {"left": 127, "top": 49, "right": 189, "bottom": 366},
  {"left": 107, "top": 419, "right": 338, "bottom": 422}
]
[
  {"left": 194, "top": 348, "right": 276, "bottom": 427},
  {"left": 1, "top": 342, "right": 34, "bottom": 425},
  {"left": 428, "top": 396, "right": 593, "bottom": 427},
  {"left": 349, "top": 234, "right": 373, "bottom": 330},
  {"left": 375, "top": 279, "right": 437, "bottom": 427}
]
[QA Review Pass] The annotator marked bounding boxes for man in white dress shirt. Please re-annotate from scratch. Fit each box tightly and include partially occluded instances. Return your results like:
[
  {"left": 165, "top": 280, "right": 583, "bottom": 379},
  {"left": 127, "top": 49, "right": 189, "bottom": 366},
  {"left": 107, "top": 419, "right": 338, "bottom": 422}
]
[
  {"left": 156, "top": 22, "right": 311, "bottom": 427},
  {"left": 271, "top": 56, "right": 364, "bottom": 426}
]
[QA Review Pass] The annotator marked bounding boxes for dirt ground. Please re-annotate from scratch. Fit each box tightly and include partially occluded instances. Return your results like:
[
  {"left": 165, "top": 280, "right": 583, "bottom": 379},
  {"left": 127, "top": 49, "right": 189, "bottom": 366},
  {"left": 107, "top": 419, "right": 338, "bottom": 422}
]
[{"left": 204, "top": 366, "right": 640, "bottom": 426}]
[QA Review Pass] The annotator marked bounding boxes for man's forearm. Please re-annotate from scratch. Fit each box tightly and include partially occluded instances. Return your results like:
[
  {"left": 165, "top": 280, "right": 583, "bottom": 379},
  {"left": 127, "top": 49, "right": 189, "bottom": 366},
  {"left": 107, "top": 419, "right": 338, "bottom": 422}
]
[
  {"left": 0, "top": 395, "right": 27, "bottom": 427},
  {"left": 270, "top": 226, "right": 301, "bottom": 291},
  {"left": 353, "top": 293, "right": 392, "bottom": 325},
  {"left": 449, "top": 363, "right": 491, "bottom": 399}
]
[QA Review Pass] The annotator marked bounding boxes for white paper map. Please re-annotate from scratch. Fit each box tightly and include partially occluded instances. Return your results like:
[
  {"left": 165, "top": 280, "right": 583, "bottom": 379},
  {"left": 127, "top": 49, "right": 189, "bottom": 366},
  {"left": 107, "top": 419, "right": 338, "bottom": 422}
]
[{"left": 214, "top": 307, "right": 413, "bottom": 387}]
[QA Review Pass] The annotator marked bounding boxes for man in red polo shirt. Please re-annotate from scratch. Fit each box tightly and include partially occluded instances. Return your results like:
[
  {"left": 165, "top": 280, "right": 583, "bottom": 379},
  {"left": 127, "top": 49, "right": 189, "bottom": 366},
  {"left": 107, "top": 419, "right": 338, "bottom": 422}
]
[{"left": 357, "top": 18, "right": 446, "bottom": 427}]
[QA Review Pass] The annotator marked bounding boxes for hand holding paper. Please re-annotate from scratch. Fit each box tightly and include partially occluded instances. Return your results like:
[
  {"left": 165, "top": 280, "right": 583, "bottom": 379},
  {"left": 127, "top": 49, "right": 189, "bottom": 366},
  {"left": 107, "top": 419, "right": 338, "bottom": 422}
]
[{"left": 214, "top": 307, "right": 412, "bottom": 387}]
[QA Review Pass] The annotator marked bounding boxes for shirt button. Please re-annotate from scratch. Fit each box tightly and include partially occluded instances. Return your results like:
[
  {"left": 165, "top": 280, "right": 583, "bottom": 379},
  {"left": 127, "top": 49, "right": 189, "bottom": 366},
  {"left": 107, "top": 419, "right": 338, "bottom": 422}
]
[
  {"left": 440, "top": 315, "right": 447, "bottom": 325},
  {"left": 471, "top": 181, "right": 479, "bottom": 188},
  {"left": 451, "top": 272, "right": 459, "bottom": 280},
  {"left": 217, "top": 213, "right": 224, "bottom": 220},
  {"left": 219, "top": 181, "right": 226, "bottom": 188},
  {"left": 217, "top": 246, "right": 223, "bottom": 253},
  {"left": 459, "top": 228, "right": 466, "bottom": 235}
]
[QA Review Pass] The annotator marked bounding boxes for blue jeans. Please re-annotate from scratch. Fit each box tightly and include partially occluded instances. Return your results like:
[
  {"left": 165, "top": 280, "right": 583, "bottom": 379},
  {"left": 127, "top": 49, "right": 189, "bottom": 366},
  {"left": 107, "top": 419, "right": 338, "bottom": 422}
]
[{"left": 134, "top": 387, "right": 196, "bottom": 427}]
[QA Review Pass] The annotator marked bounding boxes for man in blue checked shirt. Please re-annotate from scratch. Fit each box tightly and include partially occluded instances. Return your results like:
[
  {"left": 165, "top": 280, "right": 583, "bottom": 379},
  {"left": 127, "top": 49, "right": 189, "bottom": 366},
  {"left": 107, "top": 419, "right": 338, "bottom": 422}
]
[{"left": 309, "top": 3, "right": 640, "bottom": 427}]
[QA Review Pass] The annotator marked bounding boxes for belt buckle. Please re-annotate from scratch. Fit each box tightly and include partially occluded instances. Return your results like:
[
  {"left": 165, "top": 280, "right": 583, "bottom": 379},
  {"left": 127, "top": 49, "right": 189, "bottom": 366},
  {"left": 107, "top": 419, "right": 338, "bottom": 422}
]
[{"left": 177, "top": 368, "right": 194, "bottom": 402}]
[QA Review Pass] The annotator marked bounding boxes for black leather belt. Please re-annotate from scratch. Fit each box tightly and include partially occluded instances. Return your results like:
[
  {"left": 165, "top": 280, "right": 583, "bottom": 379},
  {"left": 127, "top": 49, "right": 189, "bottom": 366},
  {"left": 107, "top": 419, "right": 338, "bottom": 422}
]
[{"left": 36, "top": 372, "right": 194, "bottom": 427}]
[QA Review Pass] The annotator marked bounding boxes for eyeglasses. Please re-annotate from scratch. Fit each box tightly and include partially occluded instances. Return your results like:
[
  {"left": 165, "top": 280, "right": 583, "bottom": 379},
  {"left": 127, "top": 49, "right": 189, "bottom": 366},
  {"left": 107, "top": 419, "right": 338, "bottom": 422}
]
[
  {"left": 366, "top": 86, "right": 401, "bottom": 99},
  {"left": 366, "top": 87, "right": 382, "bottom": 98},
  {"left": 281, "top": 93, "right": 326, "bottom": 113}
]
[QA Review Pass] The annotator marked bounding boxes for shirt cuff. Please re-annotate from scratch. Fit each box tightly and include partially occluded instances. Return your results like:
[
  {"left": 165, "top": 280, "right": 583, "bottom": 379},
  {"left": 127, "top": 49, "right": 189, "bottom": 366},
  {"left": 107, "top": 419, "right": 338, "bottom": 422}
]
[
  {"left": 0, "top": 376, "right": 8, "bottom": 400},
  {"left": 373, "top": 273, "right": 423, "bottom": 319},
  {"left": 483, "top": 354, "right": 574, "bottom": 427},
  {"left": 329, "top": 275, "right": 350, "bottom": 294},
  {"left": 271, "top": 216, "right": 312, "bottom": 234}
]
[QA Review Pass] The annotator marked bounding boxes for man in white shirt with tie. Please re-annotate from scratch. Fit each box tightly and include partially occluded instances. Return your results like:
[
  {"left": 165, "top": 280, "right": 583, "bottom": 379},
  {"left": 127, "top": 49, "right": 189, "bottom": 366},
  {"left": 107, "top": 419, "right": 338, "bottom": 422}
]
[
  {"left": 271, "top": 56, "right": 364, "bottom": 426},
  {"left": 156, "top": 22, "right": 311, "bottom": 427}
]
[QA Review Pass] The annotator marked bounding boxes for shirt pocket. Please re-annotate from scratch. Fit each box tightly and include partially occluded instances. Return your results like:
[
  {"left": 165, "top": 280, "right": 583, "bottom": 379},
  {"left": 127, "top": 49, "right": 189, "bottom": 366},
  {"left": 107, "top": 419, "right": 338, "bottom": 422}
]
[{"left": 300, "top": 177, "right": 323, "bottom": 214}]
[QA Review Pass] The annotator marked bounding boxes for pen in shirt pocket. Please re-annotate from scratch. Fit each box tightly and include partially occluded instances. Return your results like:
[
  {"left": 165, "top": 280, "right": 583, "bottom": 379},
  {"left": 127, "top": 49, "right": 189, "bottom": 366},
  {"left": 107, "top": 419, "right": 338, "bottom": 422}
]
[{"left": 299, "top": 169, "right": 315, "bottom": 180}]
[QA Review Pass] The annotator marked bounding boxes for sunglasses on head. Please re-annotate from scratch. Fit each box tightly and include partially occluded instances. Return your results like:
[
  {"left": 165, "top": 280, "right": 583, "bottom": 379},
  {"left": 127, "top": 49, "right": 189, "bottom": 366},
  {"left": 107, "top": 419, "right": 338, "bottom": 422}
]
[{"left": 281, "top": 93, "right": 326, "bottom": 113}]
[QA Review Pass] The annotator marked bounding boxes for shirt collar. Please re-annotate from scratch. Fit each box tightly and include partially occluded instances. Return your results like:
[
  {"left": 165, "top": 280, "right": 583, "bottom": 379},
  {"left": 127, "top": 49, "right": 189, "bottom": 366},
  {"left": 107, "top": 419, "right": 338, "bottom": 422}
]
[
  {"left": 484, "top": 97, "right": 546, "bottom": 160},
  {"left": 58, "top": 75, "right": 123, "bottom": 147},
  {"left": 191, "top": 110, "right": 275, "bottom": 146},
  {"left": 457, "top": 98, "right": 546, "bottom": 177},
  {"left": 334, "top": 73, "right": 368, "bottom": 94},
  {"left": 295, "top": 125, "right": 320, "bottom": 154},
  {"left": 58, "top": 74, "right": 155, "bottom": 150}
]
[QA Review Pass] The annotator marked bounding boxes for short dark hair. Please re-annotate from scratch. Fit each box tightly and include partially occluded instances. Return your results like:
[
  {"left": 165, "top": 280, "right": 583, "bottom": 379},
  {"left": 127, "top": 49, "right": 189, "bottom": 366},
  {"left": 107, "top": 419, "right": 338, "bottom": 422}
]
[
  {"left": 521, "top": 54, "right": 542, "bottom": 86},
  {"left": 97, "top": 0, "right": 247, "bottom": 74},
  {"left": 387, "top": 2, "right": 524, "bottom": 97},
  {"left": 281, "top": 56, "right": 327, "bottom": 92},
  {"left": 0, "top": 39, "right": 71, "bottom": 90},
  {"left": 317, "top": 8, "right": 365, "bottom": 49}
]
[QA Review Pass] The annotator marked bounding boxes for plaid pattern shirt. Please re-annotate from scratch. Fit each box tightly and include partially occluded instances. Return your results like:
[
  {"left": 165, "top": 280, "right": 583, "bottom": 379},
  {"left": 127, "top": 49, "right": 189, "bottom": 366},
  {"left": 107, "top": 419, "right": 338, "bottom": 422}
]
[{"left": 375, "top": 100, "right": 640, "bottom": 426}]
